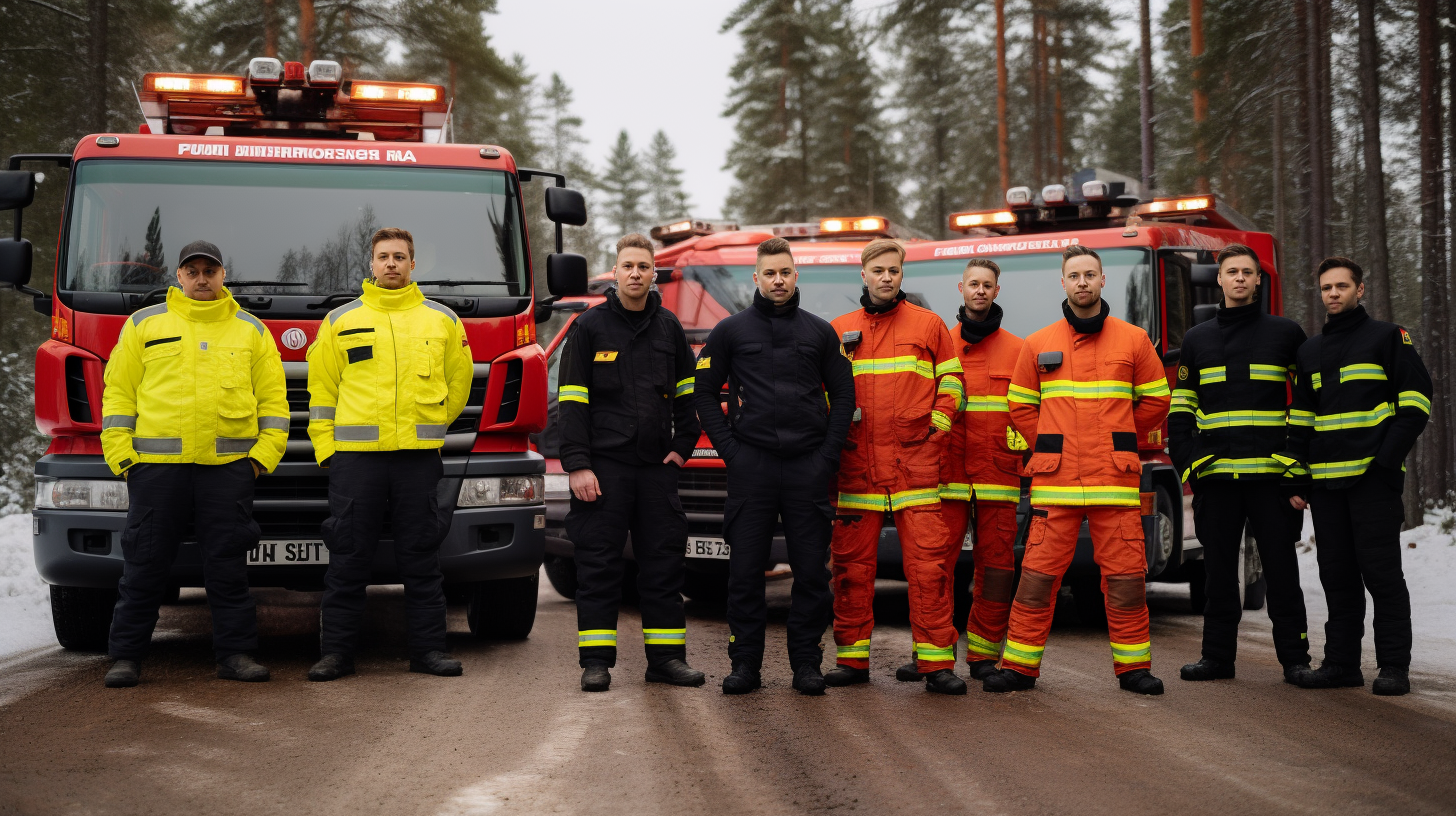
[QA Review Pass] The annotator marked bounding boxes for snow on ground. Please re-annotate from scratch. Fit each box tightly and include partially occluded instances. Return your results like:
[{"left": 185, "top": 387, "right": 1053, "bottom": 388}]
[{"left": 0, "top": 514, "right": 55, "bottom": 658}]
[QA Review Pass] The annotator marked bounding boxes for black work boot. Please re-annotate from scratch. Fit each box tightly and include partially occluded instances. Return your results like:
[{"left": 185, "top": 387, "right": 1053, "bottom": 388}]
[
  {"left": 645, "top": 659, "right": 706, "bottom": 687},
  {"left": 1283, "top": 663, "right": 1314, "bottom": 686},
  {"left": 966, "top": 659, "right": 1000, "bottom": 681},
  {"left": 1118, "top": 669, "right": 1165, "bottom": 695},
  {"left": 895, "top": 661, "right": 923, "bottom": 681},
  {"left": 104, "top": 659, "right": 140, "bottom": 688},
  {"left": 721, "top": 662, "right": 762, "bottom": 695},
  {"left": 1293, "top": 662, "right": 1364, "bottom": 689},
  {"left": 924, "top": 669, "right": 968, "bottom": 695},
  {"left": 1372, "top": 667, "right": 1410, "bottom": 697},
  {"left": 307, "top": 653, "right": 355, "bottom": 682},
  {"left": 792, "top": 664, "right": 827, "bottom": 696},
  {"left": 581, "top": 665, "right": 611, "bottom": 692},
  {"left": 823, "top": 664, "right": 870, "bottom": 687},
  {"left": 982, "top": 668, "right": 1036, "bottom": 693},
  {"left": 217, "top": 653, "right": 271, "bottom": 682},
  {"left": 410, "top": 651, "right": 463, "bottom": 677},
  {"left": 1179, "top": 658, "right": 1235, "bottom": 682}
]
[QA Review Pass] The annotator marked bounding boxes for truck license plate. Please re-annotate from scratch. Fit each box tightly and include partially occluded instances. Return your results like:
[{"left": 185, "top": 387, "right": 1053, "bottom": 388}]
[
  {"left": 686, "top": 538, "right": 730, "bottom": 560},
  {"left": 247, "top": 541, "right": 329, "bottom": 565}
]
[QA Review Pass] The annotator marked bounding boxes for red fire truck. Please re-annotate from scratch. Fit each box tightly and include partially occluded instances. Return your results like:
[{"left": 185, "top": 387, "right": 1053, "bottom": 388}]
[
  {"left": 0, "top": 58, "right": 590, "bottom": 650},
  {"left": 536, "top": 178, "right": 1278, "bottom": 622}
]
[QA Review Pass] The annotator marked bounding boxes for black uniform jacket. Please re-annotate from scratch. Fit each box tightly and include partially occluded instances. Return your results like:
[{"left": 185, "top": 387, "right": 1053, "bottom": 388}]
[
  {"left": 1283, "top": 305, "right": 1432, "bottom": 490},
  {"left": 557, "top": 289, "right": 700, "bottom": 473},
  {"left": 1169, "top": 302, "right": 1307, "bottom": 485},
  {"left": 692, "top": 289, "right": 855, "bottom": 463}
]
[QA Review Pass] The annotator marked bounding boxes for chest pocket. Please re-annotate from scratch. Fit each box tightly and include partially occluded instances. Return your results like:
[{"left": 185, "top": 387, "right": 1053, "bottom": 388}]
[
  {"left": 217, "top": 346, "right": 256, "bottom": 420},
  {"left": 893, "top": 340, "right": 932, "bottom": 444},
  {"left": 591, "top": 348, "right": 623, "bottom": 392},
  {"left": 651, "top": 339, "right": 677, "bottom": 394},
  {"left": 141, "top": 336, "right": 183, "bottom": 366},
  {"left": 338, "top": 329, "right": 375, "bottom": 365},
  {"left": 1102, "top": 351, "right": 1136, "bottom": 387},
  {"left": 796, "top": 342, "right": 823, "bottom": 392},
  {"left": 412, "top": 335, "right": 449, "bottom": 404}
]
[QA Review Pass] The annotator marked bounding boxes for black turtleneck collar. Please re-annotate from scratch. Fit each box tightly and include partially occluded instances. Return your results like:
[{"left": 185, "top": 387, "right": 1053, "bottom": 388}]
[
  {"left": 1323, "top": 303, "right": 1369, "bottom": 335},
  {"left": 753, "top": 287, "right": 800, "bottom": 318},
  {"left": 1062, "top": 298, "right": 1110, "bottom": 334},
  {"left": 958, "top": 302, "right": 1003, "bottom": 344},
  {"left": 861, "top": 287, "right": 907, "bottom": 315},
  {"left": 1217, "top": 300, "right": 1260, "bottom": 326},
  {"left": 607, "top": 287, "right": 659, "bottom": 328}
]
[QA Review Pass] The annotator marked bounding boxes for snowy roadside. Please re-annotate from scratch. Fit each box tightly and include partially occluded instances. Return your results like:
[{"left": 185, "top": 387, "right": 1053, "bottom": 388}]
[{"left": 0, "top": 513, "right": 56, "bottom": 659}]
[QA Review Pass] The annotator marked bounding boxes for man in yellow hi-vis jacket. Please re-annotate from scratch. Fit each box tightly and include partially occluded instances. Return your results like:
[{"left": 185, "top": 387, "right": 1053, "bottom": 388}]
[
  {"left": 306, "top": 227, "right": 472, "bottom": 681},
  {"left": 99, "top": 240, "right": 288, "bottom": 688}
]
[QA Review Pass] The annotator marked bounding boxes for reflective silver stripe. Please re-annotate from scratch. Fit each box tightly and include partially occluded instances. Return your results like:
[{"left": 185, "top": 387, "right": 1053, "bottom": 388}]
[
  {"left": 309, "top": 406, "right": 336, "bottom": 420},
  {"left": 216, "top": 437, "right": 258, "bottom": 454},
  {"left": 421, "top": 299, "right": 461, "bottom": 323},
  {"left": 416, "top": 424, "right": 448, "bottom": 440},
  {"left": 335, "top": 425, "right": 379, "bottom": 441},
  {"left": 325, "top": 299, "right": 364, "bottom": 324},
  {"left": 130, "top": 303, "right": 169, "bottom": 326},
  {"left": 258, "top": 416, "right": 289, "bottom": 430},
  {"left": 133, "top": 437, "right": 183, "bottom": 454},
  {"left": 235, "top": 310, "right": 266, "bottom": 336},
  {"left": 102, "top": 415, "right": 137, "bottom": 430}
]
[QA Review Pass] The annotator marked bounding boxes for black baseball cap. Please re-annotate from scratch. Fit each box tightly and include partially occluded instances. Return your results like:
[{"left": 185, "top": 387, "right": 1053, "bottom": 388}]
[{"left": 177, "top": 240, "right": 223, "bottom": 268}]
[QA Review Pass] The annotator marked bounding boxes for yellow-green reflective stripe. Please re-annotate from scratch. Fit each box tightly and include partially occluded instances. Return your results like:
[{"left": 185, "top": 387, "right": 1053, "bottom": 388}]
[
  {"left": 674, "top": 377, "right": 694, "bottom": 397},
  {"left": 973, "top": 484, "right": 1020, "bottom": 502},
  {"left": 1197, "top": 457, "right": 1285, "bottom": 476},
  {"left": 1399, "top": 391, "right": 1432, "bottom": 414},
  {"left": 938, "top": 378, "right": 965, "bottom": 399},
  {"left": 578, "top": 629, "right": 617, "bottom": 647},
  {"left": 936, "top": 358, "right": 963, "bottom": 376},
  {"left": 1134, "top": 379, "right": 1170, "bottom": 397},
  {"left": 1288, "top": 409, "right": 1315, "bottom": 427},
  {"left": 559, "top": 385, "right": 589, "bottom": 404},
  {"left": 837, "top": 639, "right": 871, "bottom": 659},
  {"left": 1195, "top": 409, "right": 1287, "bottom": 429},
  {"left": 1340, "top": 364, "right": 1387, "bottom": 382},
  {"left": 644, "top": 628, "right": 686, "bottom": 644},
  {"left": 915, "top": 643, "right": 956, "bottom": 662},
  {"left": 966, "top": 632, "right": 1002, "bottom": 659},
  {"left": 1311, "top": 457, "right": 1374, "bottom": 479},
  {"left": 1180, "top": 454, "right": 1217, "bottom": 483},
  {"left": 931, "top": 410, "right": 953, "bottom": 432},
  {"left": 1169, "top": 389, "right": 1199, "bottom": 415},
  {"left": 852, "top": 356, "right": 934, "bottom": 379},
  {"left": 1041, "top": 380, "right": 1135, "bottom": 399},
  {"left": 1313, "top": 402, "right": 1393, "bottom": 431},
  {"left": 1200, "top": 367, "right": 1227, "bottom": 384},
  {"left": 1250, "top": 364, "right": 1288, "bottom": 382},
  {"left": 963, "top": 395, "right": 1010, "bottom": 411},
  {"left": 889, "top": 488, "right": 941, "bottom": 511},
  {"left": 1007, "top": 383, "right": 1041, "bottom": 404},
  {"left": 838, "top": 492, "right": 889, "bottom": 511},
  {"left": 1029, "top": 486, "right": 1141, "bottom": 506},
  {"left": 1110, "top": 641, "right": 1151, "bottom": 663},
  {"left": 1002, "top": 640, "right": 1044, "bottom": 666},
  {"left": 1311, "top": 372, "right": 1322, "bottom": 390},
  {"left": 939, "top": 483, "right": 972, "bottom": 501}
]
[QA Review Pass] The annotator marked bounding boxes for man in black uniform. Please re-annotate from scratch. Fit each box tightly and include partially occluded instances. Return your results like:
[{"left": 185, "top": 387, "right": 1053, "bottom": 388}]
[
  {"left": 693, "top": 237, "right": 855, "bottom": 696},
  {"left": 559, "top": 233, "right": 705, "bottom": 692},
  {"left": 1169, "top": 244, "right": 1312, "bottom": 684},
  {"left": 1284, "top": 257, "right": 1431, "bottom": 696}
]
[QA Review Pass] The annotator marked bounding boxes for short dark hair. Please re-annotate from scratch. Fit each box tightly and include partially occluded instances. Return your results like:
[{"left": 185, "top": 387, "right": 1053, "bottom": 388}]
[
  {"left": 615, "top": 233, "right": 655, "bottom": 257},
  {"left": 1216, "top": 243, "right": 1259, "bottom": 269},
  {"left": 1318, "top": 256, "right": 1364, "bottom": 285},
  {"left": 756, "top": 236, "right": 792, "bottom": 259},
  {"left": 964, "top": 258, "right": 1001, "bottom": 280},
  {"left": 1061, "top": 243, "right": 1100, "bottom": 270},
  {"left": 371, "top": 227, "right": 414, "bottom": 259}
]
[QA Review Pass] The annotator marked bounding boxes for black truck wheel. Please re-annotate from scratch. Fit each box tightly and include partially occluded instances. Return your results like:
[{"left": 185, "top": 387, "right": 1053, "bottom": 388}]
[
  {"left": 1243, "top": 574, "right": 1268, "bottom": 611},
  {"left": 50, "top": 585, "right": 117, "bottom": 652},
  {"left": 466, "top": 573, "right": 539, "bottom": 640},
  {"left": 543, "top": 554, "right": 579, "bottom": 600}
]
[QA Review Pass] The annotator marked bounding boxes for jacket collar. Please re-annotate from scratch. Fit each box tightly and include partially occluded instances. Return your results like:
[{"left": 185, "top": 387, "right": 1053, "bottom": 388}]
[
  {"left": 1323, "top": 304, "right": 1369, "bottom": 335},
  {"left": 753, "top": 287, "right": 800, "bottom": 318},
  {"left": 361, "top": 278, "right": 425, "bottom": 311},
  {"left": 607, "top": 287, "right": 660, "bottom": 321},
  {"left": 861, "top": 287, "right": 906, "bottom": 315},
  {"left": 1217, "top": 300, "right": 1260, "bottom": 326},
  {"left": 957, "top": 302, "right": 1003, "bottom": 344},
  {"left": 165, "top": 285, "right": 239, "bottom": 322},
  {"left": 1062, "top": 298, "right": 1110, "bottom": 334}
]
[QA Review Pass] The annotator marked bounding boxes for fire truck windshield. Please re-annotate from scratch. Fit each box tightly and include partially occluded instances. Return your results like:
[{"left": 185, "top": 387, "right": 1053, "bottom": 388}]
[
  {"left": 681, "top": 247, "right": 1156, "bottom": 340},
  {"left": 61, "top": 160, "right": 529, "bottom": 313}
]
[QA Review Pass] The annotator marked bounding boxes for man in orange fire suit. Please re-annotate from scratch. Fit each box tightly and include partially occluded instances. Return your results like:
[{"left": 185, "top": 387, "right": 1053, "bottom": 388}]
[
  {"left": 824, "top": 239, "right": 967, "bottom": 695},
  {"left": 982, "top": 244, "right": 1171, "bottom": 696}
]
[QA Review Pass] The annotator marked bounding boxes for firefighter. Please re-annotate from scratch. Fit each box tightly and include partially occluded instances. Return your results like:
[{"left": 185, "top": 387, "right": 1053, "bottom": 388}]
[
  {"left": 1170, "top": 244, "right": 1313, "bottom": 684},
  {"left": 100, "top": 240, "right": 288, "bottom": 688},
  {"left": 984, "top": 244, "right": 1171, "bottom": 695},
  {"left": 306, "top": 227, "right": 473, "bottom": 681},
  {"left": 899, "top": 258, "right": 1025, "bottom": 685},
  {"left": 558, "top": 234, "right": 705, "bottom": 693},
  {"left": 824, "top": 239, "right": 967, "bottom": 695},
  {"left": 693, "top": 237, "right": 855, "bottom": 696},
  {"left": 1283, "top": 257, "right": 1431, "bottom": 696}
]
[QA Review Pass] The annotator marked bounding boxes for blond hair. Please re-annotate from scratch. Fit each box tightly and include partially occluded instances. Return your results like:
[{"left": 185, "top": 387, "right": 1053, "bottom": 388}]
[{"left": 861, "top": 238, "right": 904, "bottom": 267}]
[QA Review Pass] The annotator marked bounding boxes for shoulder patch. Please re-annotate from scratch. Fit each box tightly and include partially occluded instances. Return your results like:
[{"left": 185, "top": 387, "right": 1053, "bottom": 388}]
[
  {"left": 326, "top": 298, "right": 364, "bottom": 325},
  {"left": 1400, "top": 327, "right": 1413, "bottom": 346},
  {"left": 235, "top": 310, "right": 266, "bottom": 336},
  {"left": 421, "top": 299, "right": 460, "bottom": 323},
  {"left": 696, "top": 356, "right": 711, "bottom": 369},
  {"left": 1177, "top": 365, "right": 1189, "bottom": 382},
  {"left": 130, "top": 303, "right": 168, "bottom": 326}
]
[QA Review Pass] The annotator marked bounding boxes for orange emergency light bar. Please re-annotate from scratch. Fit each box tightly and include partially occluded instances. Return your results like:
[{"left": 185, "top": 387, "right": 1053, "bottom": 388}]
[
  {"left": 650, "top": 218, "right": 739, "bottom": 244},
  {"left": 949, "top": 210, "right": 1017, "bottom": 232},
  {"left": 350, "top": 82, "right": 442, "bottom": 103},
  {"left": 1134, "top": 196, "right": 1213, "bottom": 216},
  {"left": 144, "top": 73, "right": 245, "bottom": 96},
  {"left": 820, "top": 216, "right": 886, "bottom": 234}
]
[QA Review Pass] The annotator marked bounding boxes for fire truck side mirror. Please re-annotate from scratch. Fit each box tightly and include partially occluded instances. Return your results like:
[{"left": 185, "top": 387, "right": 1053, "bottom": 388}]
[
  {"left": 546, "top": 252, "right": 588, "bottom": 298},
  {"left": 545, "top": 187, "right": 587, "bottom": 227},
  {"left": 0, "top": 238, "right": 32, "bottom": 288},
  {"left": 0, "top": 170, "right": 36, "bottom": 211}
]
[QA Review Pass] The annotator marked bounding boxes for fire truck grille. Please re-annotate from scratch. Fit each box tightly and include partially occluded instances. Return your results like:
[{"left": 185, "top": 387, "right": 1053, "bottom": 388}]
[
  {"left": 678, "top": 470, "right": 727, "bottom": 515},
  {"left": 282, "top": 367, "right": 488, "bottom": 456}
]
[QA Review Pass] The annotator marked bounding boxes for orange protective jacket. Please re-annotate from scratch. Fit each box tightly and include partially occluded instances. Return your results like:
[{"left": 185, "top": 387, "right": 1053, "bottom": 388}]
[
  {"left": 1007, "top": 304, "right": 1170, "bottom": 507},
  {"left": 941, "top": 313, "right": 1026, "bottom": 505},
  {"left": 831, "top": 296, "right": 963, "bottom": 512}
]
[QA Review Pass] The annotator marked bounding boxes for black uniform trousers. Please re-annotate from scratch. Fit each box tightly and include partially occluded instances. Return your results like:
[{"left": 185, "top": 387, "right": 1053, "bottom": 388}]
[
  {"left": 566, "top": 456, "right": 688, "bottom": 668},
  {"left": 724, "top": 444, "right": 834, "bottom": 670},
  {"left": 1192, "top": 479, "right": 1310, "bottom": 667},
  {"left": 1309, "top": 473, "right": 1411, "bottom": 669},
  {"left": 320, "top": 450, "right": 449, "bottom": 659},
  {"left": 109, "top": 460, "right": 260, "bottom": 661}
]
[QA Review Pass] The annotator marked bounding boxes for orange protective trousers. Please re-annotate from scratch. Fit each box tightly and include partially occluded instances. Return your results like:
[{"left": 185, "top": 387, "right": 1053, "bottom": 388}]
[
  {"left": 1003, "top": 505, "right": 1151, "bottom": 677},
  {"left": 940, "top": 498, "right": 1019, "bottom": 664}
]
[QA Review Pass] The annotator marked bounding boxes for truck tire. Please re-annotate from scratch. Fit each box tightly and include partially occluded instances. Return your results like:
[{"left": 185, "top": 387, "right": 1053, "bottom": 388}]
[
  {"left": 1069, "top": 575, "right": 1107, "bottom": 628},
  {"left": 681, "top": 568, "right": 728, "bottom": 608},
  {"left": 50, "top": 585, "right": 117, "bottom": 652},
  {"left": 1243, "top": 574, "right": 1268, "bottom": 611},
  {"left": 465, "top": 573, "right": 539, "bottom": 640},
  {"left": 543, "top": 555, "right": 579, "bottom": 600}
]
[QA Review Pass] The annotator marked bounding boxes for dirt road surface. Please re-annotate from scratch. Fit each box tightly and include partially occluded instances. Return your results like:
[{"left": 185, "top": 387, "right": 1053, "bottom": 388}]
[{"left": 1, "top": 576, "right": 1453, "bottom": 816}]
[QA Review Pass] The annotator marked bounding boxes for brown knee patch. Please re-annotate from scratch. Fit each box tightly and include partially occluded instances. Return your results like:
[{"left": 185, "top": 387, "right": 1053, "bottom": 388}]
[
  {"left": 980, "top": 568, "right": 1017, "bottom": 603},
  {"left": 1013, "top": 570, "right": 1056, "bottom": 609},
  {"left": 1105, "top": 575, "right": 1146, "bottom": 609}
]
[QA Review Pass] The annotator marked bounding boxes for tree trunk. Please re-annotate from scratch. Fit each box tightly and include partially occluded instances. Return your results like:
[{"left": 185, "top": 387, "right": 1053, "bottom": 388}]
[
  {"left": 1273, "top": 92, "right": 1285, "bottom": 249},
  {"left": 1416, "top": 0, "right": 1449, "bottom": 512},
  {"left": 1053, "top": 21, "right": 1064, "bottom": 181},
  {"left": 263, "top": 0, "right": 278, "bottom": 58},
  {"left": 996, "top": 0, "right": 1010, "bottom": 192},
  {"left": 1302, "top": 0, "right": 1328, "bottom": 291},
  {"left": 1139, "top": 0, "right": 1155, "bottom": 195},
  {"left": 1289, "top": 0, "right": 1313, "bottom": 332},
  {"left": 299, "top": 0, "right": 318, "bottom": 65},
  {"left": 1190, "top": 0, "right": 1208, "bottom": 194},
  {"left": 1031, "top": 5, "right": 1046, "bottom": 185},
  {"left": 87, "top": 0, "right": 107, "bottom": 134},
  {"left": 1356, "top": 0, "right": 1392, "bottom": 322}
]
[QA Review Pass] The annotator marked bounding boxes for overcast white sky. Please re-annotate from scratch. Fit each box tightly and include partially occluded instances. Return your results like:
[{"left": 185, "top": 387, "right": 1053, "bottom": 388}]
[{"left": 490, "top": 0, "right": 1170, "bottom": 219}]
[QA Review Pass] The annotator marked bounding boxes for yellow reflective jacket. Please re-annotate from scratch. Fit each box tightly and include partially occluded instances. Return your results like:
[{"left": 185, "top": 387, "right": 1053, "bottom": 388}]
[
  {"left": 307, "top": 279, "right": 473, "bottom": 464},
  {"left": 101, "top": 287, "right": 289, "bottom": 476}
]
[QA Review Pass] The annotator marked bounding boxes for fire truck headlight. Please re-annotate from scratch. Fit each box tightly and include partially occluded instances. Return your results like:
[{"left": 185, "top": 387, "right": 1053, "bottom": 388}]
[
  {"left": 458, "top": 476, "right": 544, "bottom": 507},
  {"left": 34, "top": 478, "right": 129, "bottom": 511},
  {"left": 249, "top": 58, "right": 283, "bottom": 84},
  {"left": 543, "top": 473, "right": 571, "bottom": 501}
]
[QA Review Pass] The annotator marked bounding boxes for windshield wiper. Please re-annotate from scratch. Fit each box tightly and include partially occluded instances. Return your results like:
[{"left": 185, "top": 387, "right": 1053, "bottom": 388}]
[
  {"left": 412, "top": 280, "right": 512, "bottom": 288},
  {"left": 226, "top": 281, "right": 309, "bottom": 288},
  {"left": 306, "top": 292, "right": 361, "bottom": 309}
]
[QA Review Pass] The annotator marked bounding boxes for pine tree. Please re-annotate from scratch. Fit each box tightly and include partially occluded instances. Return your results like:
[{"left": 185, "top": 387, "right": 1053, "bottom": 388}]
[
  {"left": 599, "top": 130, "right": 647, "bottom": 241},
  {"left": 644, "top": 131, "right": 692, "bottom": 223},
  {"left": 393, "top": 0, "right": 522, "bottom": 147},
  {"left": 543, "top": 74, "right": 594, "bottom": 188},
  {"left": 140, "top": 208, "right": 165, "bottom": 272}
]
